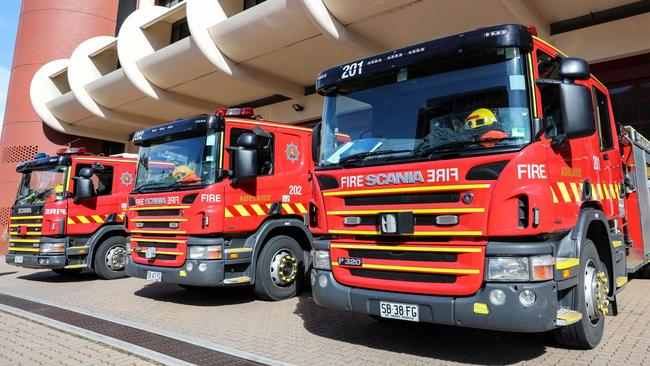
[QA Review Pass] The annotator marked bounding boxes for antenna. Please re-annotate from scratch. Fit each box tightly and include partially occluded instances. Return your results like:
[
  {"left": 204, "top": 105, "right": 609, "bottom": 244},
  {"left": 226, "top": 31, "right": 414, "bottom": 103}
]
[{"left": 66, "top": 138, "right": 81, "bottom": 147}]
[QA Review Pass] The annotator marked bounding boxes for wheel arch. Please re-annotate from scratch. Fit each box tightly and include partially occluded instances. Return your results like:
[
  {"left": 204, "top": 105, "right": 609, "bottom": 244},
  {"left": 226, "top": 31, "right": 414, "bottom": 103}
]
[
  {"left": 571, "top": 208, "right": 615, "bottom": 295},
  {"left": 87, "top": 224, "right": 127, "bottom": 269}
]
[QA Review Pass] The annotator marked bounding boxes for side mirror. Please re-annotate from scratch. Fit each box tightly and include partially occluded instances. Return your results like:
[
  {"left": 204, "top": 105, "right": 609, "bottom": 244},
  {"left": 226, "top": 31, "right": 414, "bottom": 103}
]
[
  {"left": 559, "top": 57, "right": 590, "bottom": 81},
  {"left": 312, "top": 123, "right": 321, "bottom": 163},
  {"left": 74, "top": 177, "right": 95, "bottom": 203},
  {"left": 226, "top": 132, "right": 259, "bottom": 182},
  {"left": 557, "top": 83, "right": 596, "bottom": 143}
]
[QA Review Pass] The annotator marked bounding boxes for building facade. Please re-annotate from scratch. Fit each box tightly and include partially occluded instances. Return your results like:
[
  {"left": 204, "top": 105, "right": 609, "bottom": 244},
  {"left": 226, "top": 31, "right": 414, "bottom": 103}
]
[{"left": 1, "top": 0, "right": 649, "bottom": 251}]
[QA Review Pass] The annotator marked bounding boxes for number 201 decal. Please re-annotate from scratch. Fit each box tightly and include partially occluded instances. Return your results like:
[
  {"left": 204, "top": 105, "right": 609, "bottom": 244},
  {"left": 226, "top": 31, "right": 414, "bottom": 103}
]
[
  {"left": 289, "top": 185, "right": 302, "bottom": 195},
  {"left": 341, "top": 61, "right": 364, "bottom": 79}
]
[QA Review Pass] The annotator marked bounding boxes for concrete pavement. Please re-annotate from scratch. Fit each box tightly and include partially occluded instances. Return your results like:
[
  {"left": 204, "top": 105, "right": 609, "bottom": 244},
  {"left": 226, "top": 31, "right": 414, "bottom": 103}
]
[{"left": 1, "top": 258, "right": 650, "bottom": 365}]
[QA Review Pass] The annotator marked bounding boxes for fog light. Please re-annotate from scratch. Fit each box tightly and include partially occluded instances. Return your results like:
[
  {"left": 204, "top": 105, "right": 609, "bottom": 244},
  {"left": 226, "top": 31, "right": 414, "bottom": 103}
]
[
  {"left": 319, "top": 274, "right": 328, "bottom": 288},
  {"left": 198, "top": 263, "right": 207, "bottom": 272},
  {"left": 186, "top": 262, "right": 193, "bottom": 272},
  {"left": 519, "top": 289, "right": 536, "bottom": 306},
  {"left": 310, "top": 271, "right": 316, "bottom": 286},
  {"left": 489, "top": 289, "right": 506, "bottom": 306}
]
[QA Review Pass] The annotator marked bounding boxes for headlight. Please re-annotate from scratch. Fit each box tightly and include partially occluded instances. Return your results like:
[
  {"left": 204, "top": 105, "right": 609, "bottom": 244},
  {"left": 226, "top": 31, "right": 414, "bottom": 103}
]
[
  {"left": 487, "top": 257, "right": 529, "bottom": 281},
  {"left": 188, "top": 245, "right": 222, "bottom": 260},
  {"left": 312, "top": 250, "right": 331, "bottom": 270},
  {"left": 40, "top": 243, "right": 65, "bottom": 254}
]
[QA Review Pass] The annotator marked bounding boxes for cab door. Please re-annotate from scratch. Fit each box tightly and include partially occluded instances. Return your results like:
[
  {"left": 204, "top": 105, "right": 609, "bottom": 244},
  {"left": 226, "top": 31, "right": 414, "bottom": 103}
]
[{"left": 66, "top": 159, "right": 119, "bottom": 236}]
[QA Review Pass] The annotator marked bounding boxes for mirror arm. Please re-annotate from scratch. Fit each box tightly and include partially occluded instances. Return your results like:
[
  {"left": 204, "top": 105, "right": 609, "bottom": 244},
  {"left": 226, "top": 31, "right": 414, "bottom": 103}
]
[
  {"left": 535, "top": 78, "right": 562, "bottom": 85},
  {"left": 551, "top": 134, "right": 568, "bottom": 147}
]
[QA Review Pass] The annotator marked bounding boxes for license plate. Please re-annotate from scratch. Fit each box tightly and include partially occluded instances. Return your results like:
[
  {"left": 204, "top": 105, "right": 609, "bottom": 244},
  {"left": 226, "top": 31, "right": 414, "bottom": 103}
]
[
  {"left": 14, "top": 255, "right": 23, "bottom": 264},
  {"left": 379, "top": 301, "right": 419, "bottom": 322},
  {"left": 146, "top": 271, "right": 162, "bottom": 282}
]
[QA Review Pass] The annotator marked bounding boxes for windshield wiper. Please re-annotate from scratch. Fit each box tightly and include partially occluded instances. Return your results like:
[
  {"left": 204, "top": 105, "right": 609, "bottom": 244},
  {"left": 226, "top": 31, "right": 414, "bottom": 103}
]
[
  {"left": 417, "top": 136, "right": 522, "bottom": 157},
  {"left": 133, "top": 182, "right": 169, "bottom": 193},
  {"left": 167, "top": 179, "right": 204, "bottom": 189},
  {"left": 338, "top": 149, "right": 412, "bottom": 165}
]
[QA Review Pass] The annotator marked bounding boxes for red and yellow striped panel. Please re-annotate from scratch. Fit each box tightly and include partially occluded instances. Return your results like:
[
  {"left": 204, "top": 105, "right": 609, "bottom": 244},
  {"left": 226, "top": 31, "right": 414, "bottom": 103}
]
[
  {"left": 549, "top": 182, "right": 620, "bottom": 204},
  {"left": 224, "top": 203, "right": 308, "bottom": 218},
  {"left": 67, "top": 213, "right": 125, "bottom": 225}
]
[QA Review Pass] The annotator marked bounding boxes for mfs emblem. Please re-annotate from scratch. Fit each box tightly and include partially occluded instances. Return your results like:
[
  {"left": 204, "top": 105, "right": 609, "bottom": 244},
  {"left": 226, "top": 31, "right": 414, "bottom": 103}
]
[
  {"left": 286, "top": 143, "right": 299, "bottom": 162},
  {"left": 121, "top": 172, "right": 134, "bottom": 185}
]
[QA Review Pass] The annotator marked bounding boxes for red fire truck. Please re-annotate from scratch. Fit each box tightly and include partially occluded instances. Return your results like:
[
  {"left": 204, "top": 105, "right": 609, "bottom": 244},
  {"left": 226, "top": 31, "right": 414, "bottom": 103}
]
[
  {"left": 125, "top": 109, "right": 314, "bottom": 300},
  {"left": 5, "top": 147, "right": 137, "bottom": 279},
  {"left": 309, "top": 24, "right": 650, "bottom": 348}
]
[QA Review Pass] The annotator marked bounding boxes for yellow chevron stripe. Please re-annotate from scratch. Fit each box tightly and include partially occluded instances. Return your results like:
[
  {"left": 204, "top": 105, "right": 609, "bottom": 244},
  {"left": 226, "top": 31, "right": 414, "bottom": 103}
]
[
  {"left": 91, "top": 215, "right": 105, "bottom": 223},
  {"left": 295, "top": 203, "right": 308, "bottom": 214},
  {"left": 76, "top": 216, "right": 91, "bottom": 224},
  {"left": 234, "top": 205, "right": 250, "bottom": 217},
  {"left": 610, "top": 184, "right": 617, "bottom": 200},
  {"left": 569, "top": 182, "right": 581, "bottom": 203},
  {"left": 265, "top": 203, "right": 272, "bottom": 209},
  {"left": 250, "top": 204, "right": 266, "bottom": 216},
  {"left": 557, "top": 183, "right": 572, "bottom": 203},
  {"left": 596, "top": 184, "right": 605, "bottom": 200},
  {"left": 602, "top": 183, "right": 610, "bottom": 199},
  {"left": 282, "top": 204, "right": 295, "bottom": 214},
  {"left": 550, "top": 186, "right": 559, "bottom": 203},
  {"left": 224, "top": 208, "right": 233, "bottom": 218},
  {"left": 67, "top": 217, "right": 75, "bottom": 225},
  {"left": 591, "top": 183, "right": 599, "bottom": 200}
]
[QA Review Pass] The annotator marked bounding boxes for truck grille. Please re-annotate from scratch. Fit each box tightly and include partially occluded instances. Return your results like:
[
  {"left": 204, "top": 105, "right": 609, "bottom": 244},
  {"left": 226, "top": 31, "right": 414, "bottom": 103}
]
[
  {"left": 330, "top": 241, "right": 484, "bottom": 296},
  {"left": 8, "top": 214, "right": 43, "bottom": 253},
  {"left": 128, "top": 206, "right": 190, "bottom": 268},
  {"left": 344, "top": 192, "right": 459, "bottom": 206}
]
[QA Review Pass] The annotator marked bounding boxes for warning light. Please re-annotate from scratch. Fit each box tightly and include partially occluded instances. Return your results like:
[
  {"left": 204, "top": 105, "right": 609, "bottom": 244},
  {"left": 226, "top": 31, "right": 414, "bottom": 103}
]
[
  {"left": 57, "top": 147, "right": 89, "bottom": 155},
  {"left": 527, "top": 25, "right": 538, "bottom": 37},
  {"left": 215, "top": 107, "right": 255, "bottom": 118}
]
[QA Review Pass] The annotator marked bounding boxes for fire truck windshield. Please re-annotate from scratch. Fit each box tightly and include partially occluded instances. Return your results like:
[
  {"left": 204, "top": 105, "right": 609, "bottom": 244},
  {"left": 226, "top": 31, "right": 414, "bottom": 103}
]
[
  {"left": 15, "top": 166, "right": 67, "bottom": 205},
  {"left": 319, "top": 47, "right": 532, "bottom": 167},
  {"left": 133, "top": 131, "right": 220, "bottom": 193}
]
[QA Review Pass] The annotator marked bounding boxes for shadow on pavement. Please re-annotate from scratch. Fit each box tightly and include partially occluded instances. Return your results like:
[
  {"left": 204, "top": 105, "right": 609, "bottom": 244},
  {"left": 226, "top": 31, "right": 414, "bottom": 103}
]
[
  {"left": 0, "top": 271, "right": 18, "bottom": 277},
  {"left": 18, "top": 270, "right": 99, "bottom": 283},
  {"left": 294, "top": 293, "right": 550, "bottom": 365},
  {"left": 133, "top": 282, "right": 255, "bottom": 306}
]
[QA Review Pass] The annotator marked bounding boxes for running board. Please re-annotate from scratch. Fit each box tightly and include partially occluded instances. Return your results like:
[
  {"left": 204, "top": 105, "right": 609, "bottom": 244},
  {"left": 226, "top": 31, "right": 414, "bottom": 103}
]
[
  {"left": 556, "top": 308, "right": 582, "bottom": 326},
  {"left": 223, "top": 276, "right": 251, "bottom": 285}
]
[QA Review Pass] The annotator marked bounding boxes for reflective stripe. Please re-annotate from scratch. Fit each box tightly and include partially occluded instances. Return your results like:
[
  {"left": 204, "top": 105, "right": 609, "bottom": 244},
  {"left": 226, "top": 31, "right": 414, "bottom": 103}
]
[
  {"left": 130, "top": 229, "right": 186, "bottom": 234},
  {"left": 8, "top": 247, "right": 39, "bottom": 252},
  {"left": 233, "top": 205, "right": 250, "bottom": 217},
  {"left": 556, "top": 258, "right": 579, "bottom": 270},
  {"left": 10, "top": 215, "right": 43, "bottom": 220},
  {"left": 250, "top": 204, "right": 266, "bottom": 216},
  {"left": 224, "top": 208, "right": 233, "bottom": 218},
  {"left": 550, "top": 187, "right": 559, "bottom": 203},
  {"left": 328, "top": 229, "right": 482, "bottom": 236},
  {"left": 332, "top": 261, "right": 480, "bottom": 275},
  {"left": 131, "top": 238, "right": 184, "bottom": 243},
  {"left": 67, "top": 218, "right": 75, "bottom": 225},
  {"left": 596, "top": 184, "right": 605, "bottom": 200},
  {"left": 282, "top": 204, "right": 295, "bottom": 214},
  {"left": 602, "top": 183, "right": 611, "bottom": 199},
  {"left": 9, "top": 239, "right": 40, "bottom": 243},
  {"left": 591, "top": 183, "right": 599, "bottom": 200},
  {"left": 557, "top": 182, "right": 572, "bottom": 203},
  {"left": 9, "top": 223, "right": 42, "bottom": 227},
  {"left": 76, "top": 216, "right": 91, "bottom": 224},
  {"left": 295, "top": 203, "right": 308, "bottom": 214},
  {"left": 129, "top": 205, "right": 190, "bottom": 211},
  {"left": 327, "top": 208, "right": 484, "bottom": 215},
  {"left": 91, "top": 215, "right": 105, "bottom": 223},
  {"left": 569, "top": 182, "right": 581, "bottom": 203},
  {"left": 330, "top": 243, "right": 481, "bottom": 253}
]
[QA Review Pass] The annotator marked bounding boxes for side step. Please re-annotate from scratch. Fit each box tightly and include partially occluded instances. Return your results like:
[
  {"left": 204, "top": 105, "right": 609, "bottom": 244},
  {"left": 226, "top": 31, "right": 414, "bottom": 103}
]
[
  {"left": 64, "top": 264, "right": 88, "bottom": 269},
  {"left": 223, "top": 276, "right": 251, "bottom": 285},
  {"left": 556, "top": 308, "right": 582, "bottom": 326}
]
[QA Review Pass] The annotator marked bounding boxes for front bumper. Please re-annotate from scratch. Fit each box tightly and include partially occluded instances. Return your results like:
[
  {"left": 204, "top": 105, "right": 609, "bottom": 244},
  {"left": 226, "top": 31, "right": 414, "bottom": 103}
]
[
  {"left": 5, "top": 253, "right": 67, "bottom": 269},
  {"left": 126, "top": 256, "right": 225, "bottom": 286},
  {"left": 312, "top": 269, "right": 558, "bottom": 332}
]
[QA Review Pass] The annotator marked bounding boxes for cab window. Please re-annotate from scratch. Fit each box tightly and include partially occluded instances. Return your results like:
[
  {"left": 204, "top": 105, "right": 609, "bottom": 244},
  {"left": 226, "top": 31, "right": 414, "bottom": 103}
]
[
  {"left": 74, "top": 164, "right": 114, "bottom": 197},
  {"left": 536, "top": 50, "right": 562, "bottom": 137},
  {"left": 593, "top": 87, "right": 614, "bottom": 151}
]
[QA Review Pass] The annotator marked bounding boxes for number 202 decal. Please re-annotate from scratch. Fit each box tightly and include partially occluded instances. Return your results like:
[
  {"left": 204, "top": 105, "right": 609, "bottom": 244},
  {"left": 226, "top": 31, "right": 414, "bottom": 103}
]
[
  {"left": 341, "top": 61, "right": 364, "bottom": 79},
  {"left": 289, "top": 185, "right": 302, "bottom": 195}
]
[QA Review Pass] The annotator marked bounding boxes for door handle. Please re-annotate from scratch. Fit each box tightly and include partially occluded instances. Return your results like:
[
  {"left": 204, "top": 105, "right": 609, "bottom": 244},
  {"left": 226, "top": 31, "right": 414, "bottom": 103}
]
[{"left": 603, "top": 154, "right": 609, "bottom": 161}]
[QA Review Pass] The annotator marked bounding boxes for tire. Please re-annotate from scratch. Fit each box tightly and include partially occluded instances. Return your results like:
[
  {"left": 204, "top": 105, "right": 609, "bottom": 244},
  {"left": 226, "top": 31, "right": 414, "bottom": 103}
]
[
  {"left": 52, "top": 268, "right": 83, "bottom": 276},
  {"left": 254, "top": 235, "right": 305, "bottom": 301},
  {"left": 93, "top": 236, "right": 128, "bottom": 280},
  {"left": 553, "top": 239, "right": 607, "bottom": 349}
]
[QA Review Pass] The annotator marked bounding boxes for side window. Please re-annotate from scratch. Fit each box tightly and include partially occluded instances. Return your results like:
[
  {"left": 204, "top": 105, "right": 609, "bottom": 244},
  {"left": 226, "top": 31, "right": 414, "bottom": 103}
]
[
  {"left": 536, "top": 50, "right": 563, "bottom": 137},
  {"left": 593, "top": 87, "right": 614, "bottom": 150},
  {"left": 74, "top": 164, "right": 114, "bottom": 197},
  {"left": 229, "top": 128, "right": 274, "bottom": 176}
]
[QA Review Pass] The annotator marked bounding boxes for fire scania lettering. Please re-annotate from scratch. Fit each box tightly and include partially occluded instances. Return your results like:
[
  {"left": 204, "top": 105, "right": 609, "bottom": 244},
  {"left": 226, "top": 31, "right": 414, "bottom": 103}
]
[{"left": 342, "top": 168, "right": 459, "bottom": 188}]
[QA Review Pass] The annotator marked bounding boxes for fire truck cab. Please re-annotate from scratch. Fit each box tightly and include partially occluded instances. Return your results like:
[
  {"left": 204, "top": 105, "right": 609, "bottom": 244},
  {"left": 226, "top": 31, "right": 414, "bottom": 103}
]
[
  {"left": 125, "top": 109, "right": 314, "bottom": 300},
  {"left": 309, "top": 24, "right": 650, "bottom": 348},
  {"left": 6, "top": 147, "right": 137, "bottom": 279}
]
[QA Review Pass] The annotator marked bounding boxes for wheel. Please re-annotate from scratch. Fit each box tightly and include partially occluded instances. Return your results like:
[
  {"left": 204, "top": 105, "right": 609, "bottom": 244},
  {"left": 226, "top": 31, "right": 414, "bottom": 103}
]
[
  {"left": 93, "top": 236, "right": 128, "bottom": 280},
  {"left": 52, "top": 268, "right": 83, "bottom": 276},
  {"left": 254, "top": 235, "right": 305, "bottom": 301},
  {"left": 553, "top": 239, "right": 609, "bottom": 349}
]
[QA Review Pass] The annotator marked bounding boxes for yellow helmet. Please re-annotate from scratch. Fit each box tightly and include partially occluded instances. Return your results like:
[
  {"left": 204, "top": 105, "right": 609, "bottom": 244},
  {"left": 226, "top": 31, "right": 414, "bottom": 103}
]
[
  {"left": 172, "top": 165, "right": 195, "bottom": 180},
  {"left": 53, "top": 184, "right": 64, "bottom": 194},
  {"left": 465, "top": 108, "right": 497, "bottom": 129}
]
